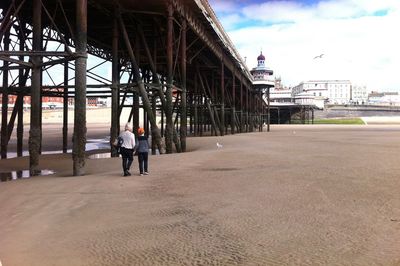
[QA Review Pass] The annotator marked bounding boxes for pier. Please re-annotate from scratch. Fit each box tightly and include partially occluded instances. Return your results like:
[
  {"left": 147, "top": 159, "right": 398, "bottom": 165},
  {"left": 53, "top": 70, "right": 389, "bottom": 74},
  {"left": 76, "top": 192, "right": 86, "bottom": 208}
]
[{"left": 0, "top": 0, "right": 268, "bottom": 175}]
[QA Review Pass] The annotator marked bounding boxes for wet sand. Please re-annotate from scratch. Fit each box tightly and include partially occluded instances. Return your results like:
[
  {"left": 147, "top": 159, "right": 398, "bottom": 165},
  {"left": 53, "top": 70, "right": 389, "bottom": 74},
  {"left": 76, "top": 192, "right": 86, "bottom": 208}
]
[{"left": 1, "top": 125, "right": 400, "bottom": 265}]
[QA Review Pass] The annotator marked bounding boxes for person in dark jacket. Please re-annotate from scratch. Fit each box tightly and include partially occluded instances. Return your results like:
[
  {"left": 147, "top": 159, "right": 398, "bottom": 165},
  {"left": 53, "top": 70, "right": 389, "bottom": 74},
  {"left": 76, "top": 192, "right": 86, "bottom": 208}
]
[{"left": 136, "top": 127, "right": 149, "bottom": 176}]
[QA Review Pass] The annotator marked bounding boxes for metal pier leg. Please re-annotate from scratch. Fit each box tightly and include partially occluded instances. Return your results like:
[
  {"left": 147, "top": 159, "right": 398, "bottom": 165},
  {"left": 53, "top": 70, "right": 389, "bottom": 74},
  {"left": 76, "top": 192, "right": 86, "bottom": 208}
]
[{"left": 72, "top": 0, "right": 88, "bottom": 176}]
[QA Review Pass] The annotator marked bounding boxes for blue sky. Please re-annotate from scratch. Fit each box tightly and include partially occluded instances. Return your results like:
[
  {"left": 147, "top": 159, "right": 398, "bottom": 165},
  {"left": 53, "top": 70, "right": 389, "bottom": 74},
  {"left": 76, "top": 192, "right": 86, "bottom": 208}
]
[{"left": 209, "top": 0, "right": 400, "bottom": 91}]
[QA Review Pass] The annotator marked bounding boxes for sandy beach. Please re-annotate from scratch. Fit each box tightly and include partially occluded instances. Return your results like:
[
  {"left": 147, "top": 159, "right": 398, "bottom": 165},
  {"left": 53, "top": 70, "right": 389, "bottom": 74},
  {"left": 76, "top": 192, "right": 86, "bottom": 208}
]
[
  {"left": 5, "top": 107, "right": 400, "bottom": 153},
  {"left": 1, "top": 124, "right": 400, "bottom": 265}
]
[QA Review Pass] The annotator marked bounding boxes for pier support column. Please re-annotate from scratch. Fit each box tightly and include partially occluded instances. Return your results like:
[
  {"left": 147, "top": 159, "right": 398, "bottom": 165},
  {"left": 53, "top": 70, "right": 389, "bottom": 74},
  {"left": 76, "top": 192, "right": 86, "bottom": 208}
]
[
  {"left": 311, "top": 108, "right": 314, "bottom": 124},
  {"left": 17, "top": 93, "right": 24, "bottom": 157},
  {"left": 278, "top": 107, "right": 280, "bottom": 124},
  {"left": 240, "top": 78, "right": 243, "bottom": 133},
  {"left": 151, "top": 92, "right": 157, "bottom": 155},
  {"left": 63, "top": 44, "right": 69, "bottom": 153},
  {"left": 73, "top": 0, "right": 87, "bottom": 176},
  {"left": 246, "top": 87, "right": 249, "bottom": 132},
  {"left": 165, "top": 3, "right": 174, "bottom": 153},
  {"left": 194, "top": 75, "right": 198, "bottom": 136},
  {"left": 111, "top": 13, "right": 120, "bottom": 157},
  {"left": 133, "top": 91, "right": 139, "bottom": 137},
  {"left": 133, "top": 36, "right": 141, "bottom": 136},
  {"left": 267, "top": 87, "right": 270, "bottom": 132},
  {"left": 29, "top": 0, "right": 42, "bottom": 174},
  {"left": 17, "top": 25, "right": 26, "bottom": 157},
  {"left": 231, "top": 73, "right": 235, "bottom": 135},
  {"left": 1, "top": 28, "right": 10, "bottom": 159},
  {"left": 220, "top": 60, "right": 225, "bottom": 136},
  {"left": 180, "top": 20, "right": 187, "bottom": 152}
]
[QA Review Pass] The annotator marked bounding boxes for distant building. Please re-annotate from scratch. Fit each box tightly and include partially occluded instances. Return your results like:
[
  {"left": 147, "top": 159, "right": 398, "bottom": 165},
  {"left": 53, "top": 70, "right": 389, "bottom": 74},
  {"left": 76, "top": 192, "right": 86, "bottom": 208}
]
[
  {"left": 368, "top": 91, "right": 400, "bottom": 105},
  {"left": 0, "top": 95, "right": 33, "bottom": 109},
  {"left": 0, "top": 94, "right": 107, "bottom": 109},
  {"left": 0, "top": 93, "right": 64, "bottom": 109},
  {"left": 269, "top": 76, "right": 293, "bottom": 105},
  {"left": 292, "top": 80, "right": 351, "bottom": 108},
  {"left": 351, "top": 85, "right": 368, "bottom": 104},
  {"left": 294, "top": 92, "right": 315, "bottom": 106}
]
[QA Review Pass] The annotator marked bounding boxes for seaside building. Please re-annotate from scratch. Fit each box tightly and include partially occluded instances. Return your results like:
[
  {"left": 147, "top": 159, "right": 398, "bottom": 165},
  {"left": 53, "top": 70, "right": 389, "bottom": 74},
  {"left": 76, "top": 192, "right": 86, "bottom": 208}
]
[
  {"left": 368, "top": 91, "right": 400, "bottom": 105},
  {"left": 294, "top": 92, "right": 316, "bottom": 107},
  {"left": 351, "top": 85, "right": 368, "bottom": 104},
  {"left": 292, "top": 80, "right": 351, "bottom": 108},
  {"left": 0, "top": 94, "right": 108, "bottom": 109},
  {"left": 269, "top": 77, "right": 294, "bottom": 105}
]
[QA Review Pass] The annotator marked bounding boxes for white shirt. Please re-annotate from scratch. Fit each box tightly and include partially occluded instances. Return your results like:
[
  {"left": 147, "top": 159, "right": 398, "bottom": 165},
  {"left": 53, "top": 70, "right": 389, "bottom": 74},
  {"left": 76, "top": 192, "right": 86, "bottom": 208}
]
[{"left": 119, "top": 130, "right": 136, "bottom": 149}]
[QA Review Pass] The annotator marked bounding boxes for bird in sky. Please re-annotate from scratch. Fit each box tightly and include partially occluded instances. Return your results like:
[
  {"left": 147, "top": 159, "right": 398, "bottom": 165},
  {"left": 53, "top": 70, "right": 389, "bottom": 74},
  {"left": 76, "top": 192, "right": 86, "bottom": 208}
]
[{"left": 313, "top": 54, "right": 324, "bottom": 59}]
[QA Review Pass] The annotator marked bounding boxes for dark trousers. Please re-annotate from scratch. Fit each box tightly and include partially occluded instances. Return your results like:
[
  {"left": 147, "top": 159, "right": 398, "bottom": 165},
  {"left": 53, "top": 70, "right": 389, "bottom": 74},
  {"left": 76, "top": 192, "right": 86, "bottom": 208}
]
[
  {"left": 120, "top": 147, "right": 134, "bottom": 173},
  {"left": 138, "top": 152, "right": 148, "bottom": 174}
]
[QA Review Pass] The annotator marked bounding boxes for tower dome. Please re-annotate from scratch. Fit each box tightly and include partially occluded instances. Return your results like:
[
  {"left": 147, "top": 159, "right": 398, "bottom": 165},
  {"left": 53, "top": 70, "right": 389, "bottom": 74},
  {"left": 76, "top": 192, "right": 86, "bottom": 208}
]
[
  {"left": 257, "top": 52, "right": 265, "bottom": 61},
  {"left": 250, "top": 50, "right": 273, "bottom": 81}
]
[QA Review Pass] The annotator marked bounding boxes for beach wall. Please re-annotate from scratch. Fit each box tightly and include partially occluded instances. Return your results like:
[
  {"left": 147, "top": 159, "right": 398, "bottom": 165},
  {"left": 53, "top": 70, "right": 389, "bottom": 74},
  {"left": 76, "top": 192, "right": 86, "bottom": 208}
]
[{"left": 4, "top": 107, "right": 156, "bottom": 126}]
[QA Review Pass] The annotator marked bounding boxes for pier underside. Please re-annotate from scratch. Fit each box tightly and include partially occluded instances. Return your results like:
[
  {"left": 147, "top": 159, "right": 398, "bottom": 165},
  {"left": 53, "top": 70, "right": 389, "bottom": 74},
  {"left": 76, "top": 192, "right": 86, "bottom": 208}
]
[{"left": 0, "top": 0, "right": 267, "bottom": 175}]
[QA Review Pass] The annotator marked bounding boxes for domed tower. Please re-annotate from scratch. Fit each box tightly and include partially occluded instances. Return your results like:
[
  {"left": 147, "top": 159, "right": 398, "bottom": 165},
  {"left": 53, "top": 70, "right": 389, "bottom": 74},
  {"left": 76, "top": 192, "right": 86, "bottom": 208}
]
[
  {"left": 251, "top": 51, "right": 275, "bottom": 132},
  {"left": 250, "top": 51, "right": 273, "bottom": 81},
  {"left": 257, "top": 52, "right": 265, "bottom": 67}
]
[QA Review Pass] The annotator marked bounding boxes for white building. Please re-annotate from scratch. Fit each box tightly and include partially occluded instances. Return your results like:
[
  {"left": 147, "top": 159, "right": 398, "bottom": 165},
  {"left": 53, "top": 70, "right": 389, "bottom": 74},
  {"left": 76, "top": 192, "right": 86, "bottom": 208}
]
[
  {"left": 269, "top": 77, "right": 293, "bottom": 105},
  {"left": 351, "top": 85, "right": 368, "bottom": 104},
  {"left": 294, "top": 92, "right": 315, "bottom": 106},
  {"left": 270, "top": 88, "right": 293, "bottom": 104},
  {"left": 368, "top": 91, "right": 400, "bottom": 105},
  {"left": 292, "top": 80, "right": 352, "bottom": 107}
]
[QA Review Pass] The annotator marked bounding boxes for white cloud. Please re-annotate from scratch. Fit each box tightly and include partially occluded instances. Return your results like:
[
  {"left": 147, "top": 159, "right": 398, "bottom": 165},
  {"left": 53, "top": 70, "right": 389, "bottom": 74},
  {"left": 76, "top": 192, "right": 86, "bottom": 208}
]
[
  {"left": 242, "top": 1, "right": 313, "bottom": 23},
  {"left": 238, "top": 0, "right": 400, "bottom": 23},
  {"left": 211, "top": 0, "right": 400, "bottom": 91}
]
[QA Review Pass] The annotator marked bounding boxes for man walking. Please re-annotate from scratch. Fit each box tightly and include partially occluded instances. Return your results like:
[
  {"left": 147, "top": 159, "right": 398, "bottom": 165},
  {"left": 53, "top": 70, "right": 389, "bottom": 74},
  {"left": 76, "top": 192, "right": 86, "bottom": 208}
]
[{"left": 118, "top": 124, "right": 136, "bottom": 176}]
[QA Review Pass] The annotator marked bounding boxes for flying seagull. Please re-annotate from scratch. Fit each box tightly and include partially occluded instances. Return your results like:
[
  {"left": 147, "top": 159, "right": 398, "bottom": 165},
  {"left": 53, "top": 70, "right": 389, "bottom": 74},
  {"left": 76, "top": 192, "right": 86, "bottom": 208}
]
[{"left": 313, "top": 54, "right": 324, "bottom": 59}]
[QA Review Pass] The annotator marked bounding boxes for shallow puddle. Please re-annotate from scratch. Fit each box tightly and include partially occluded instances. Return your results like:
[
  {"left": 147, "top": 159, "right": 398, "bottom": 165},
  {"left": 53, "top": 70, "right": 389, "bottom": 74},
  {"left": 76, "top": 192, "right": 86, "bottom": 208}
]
[
  {"left": 6, "top": 137, "right": 111, "bottom": 158},
  {"left": 0, "top": 169, "right": 55, "bottom": 182},
  {"left": 88, "top": 153, "right": 111, "bottom": 159}
]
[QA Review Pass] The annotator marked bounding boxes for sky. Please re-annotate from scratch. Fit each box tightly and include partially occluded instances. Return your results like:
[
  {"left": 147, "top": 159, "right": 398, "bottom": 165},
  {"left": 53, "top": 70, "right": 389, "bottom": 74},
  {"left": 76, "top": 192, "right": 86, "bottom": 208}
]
[{"left": 209, "top": 0, "right": 400, "bottom": 91}]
